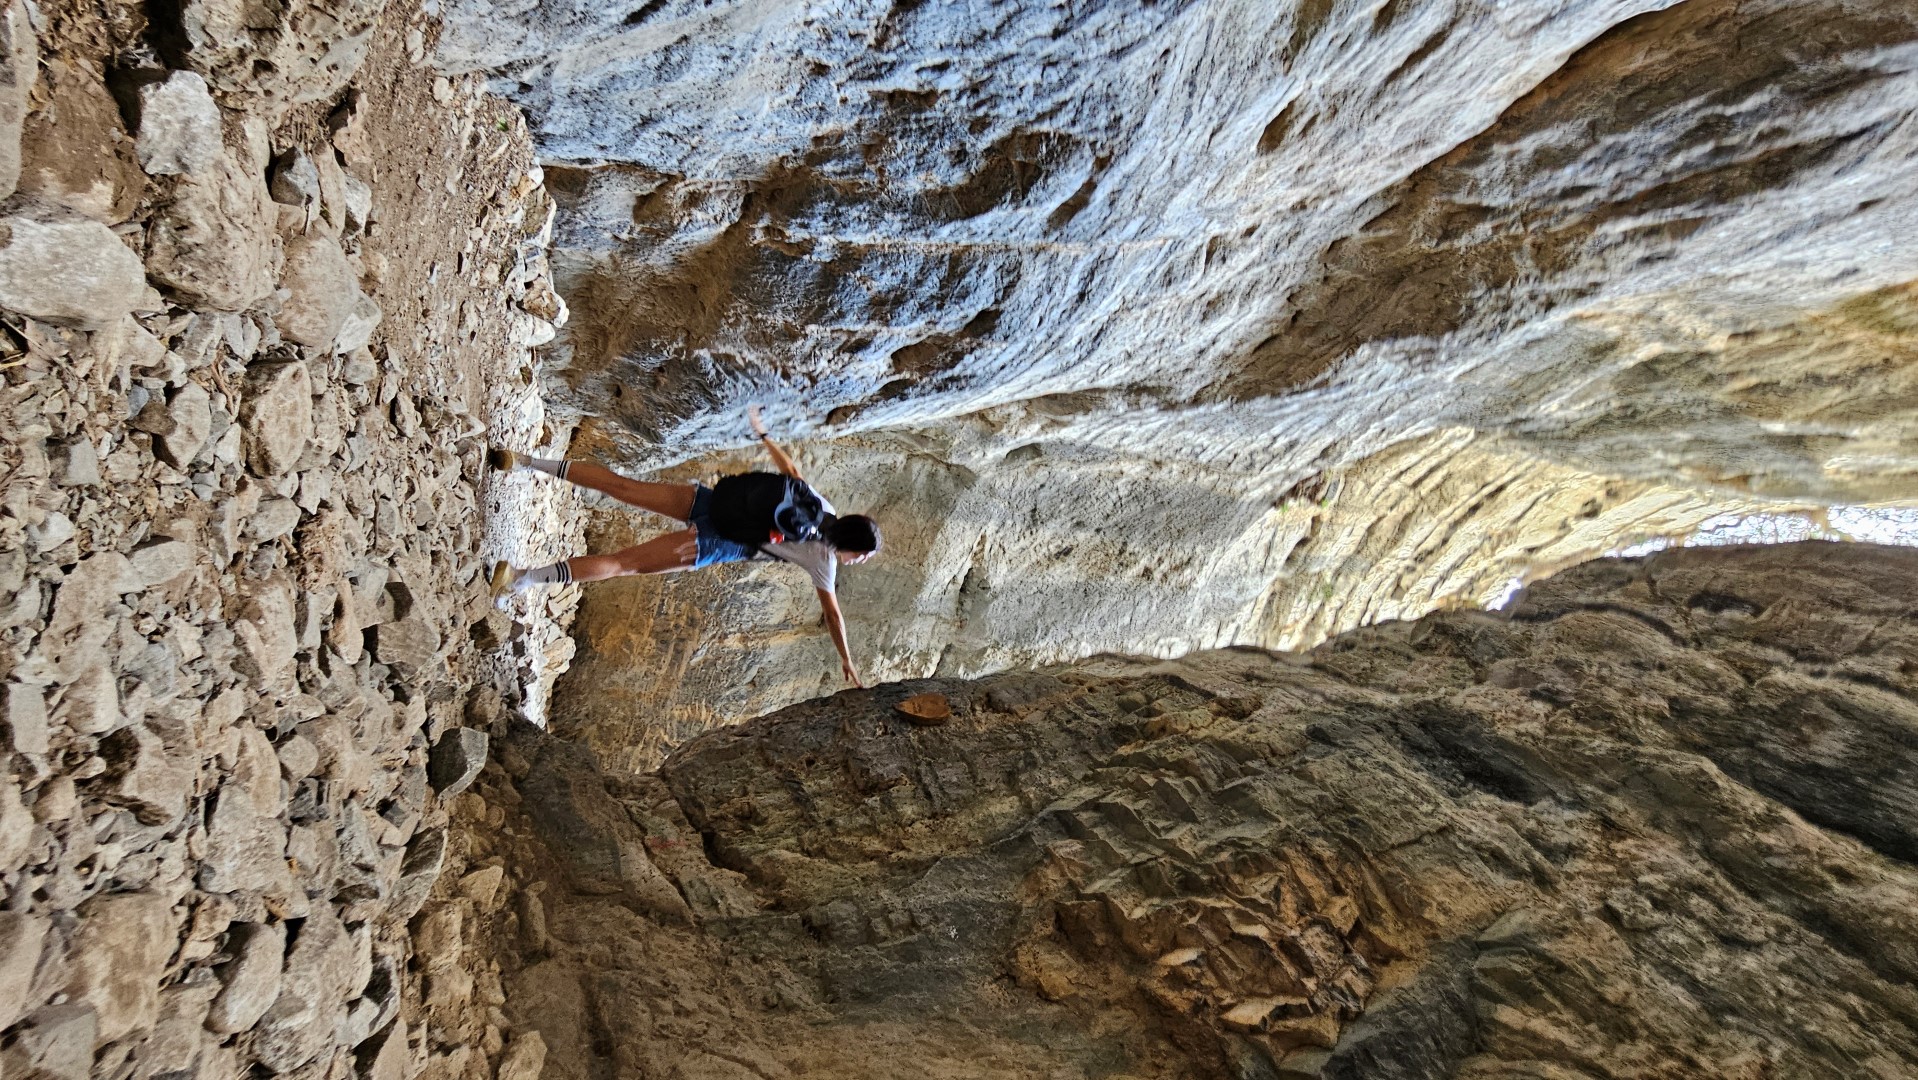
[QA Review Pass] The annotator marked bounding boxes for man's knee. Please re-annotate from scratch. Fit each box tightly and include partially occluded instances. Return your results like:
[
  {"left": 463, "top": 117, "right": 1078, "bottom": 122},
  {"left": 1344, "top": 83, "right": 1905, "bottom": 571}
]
[{"left": 614, "top": 534, "right": 696, "bottom": 574}]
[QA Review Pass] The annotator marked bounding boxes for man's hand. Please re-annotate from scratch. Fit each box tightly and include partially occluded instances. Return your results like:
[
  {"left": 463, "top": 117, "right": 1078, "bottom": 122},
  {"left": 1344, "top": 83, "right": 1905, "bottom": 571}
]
[
  {"left": 842, "top": 659, "right": 864, "bottom": 688},
  {"left": 748, "top": 404, "right": 769, "bottom": 438}
]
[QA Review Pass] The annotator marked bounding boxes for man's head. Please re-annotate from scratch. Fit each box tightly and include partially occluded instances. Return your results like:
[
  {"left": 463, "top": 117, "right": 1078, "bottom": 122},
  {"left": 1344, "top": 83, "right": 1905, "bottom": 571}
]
[{"left": 824, "top": 514, "right": 881, "bottom": 563}]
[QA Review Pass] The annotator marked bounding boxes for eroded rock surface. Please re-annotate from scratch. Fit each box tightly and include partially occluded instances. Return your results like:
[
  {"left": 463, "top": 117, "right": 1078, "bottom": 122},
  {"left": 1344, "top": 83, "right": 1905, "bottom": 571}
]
[
  {"left": 444, "top": 0, "right": 1918, "bottom": 751},
  {"left": 453, "top": 542, "right": 1918, "bottom": 1079}
]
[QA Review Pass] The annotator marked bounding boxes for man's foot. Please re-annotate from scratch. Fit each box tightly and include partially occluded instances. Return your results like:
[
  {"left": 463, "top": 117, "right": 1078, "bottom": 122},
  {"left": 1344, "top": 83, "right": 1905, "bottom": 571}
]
[
  {"left": 486, "top": 447, "right": 523, "bottom": 472},
  {"left": 488, "top": 560, "right": 522, "bottom": 598}
]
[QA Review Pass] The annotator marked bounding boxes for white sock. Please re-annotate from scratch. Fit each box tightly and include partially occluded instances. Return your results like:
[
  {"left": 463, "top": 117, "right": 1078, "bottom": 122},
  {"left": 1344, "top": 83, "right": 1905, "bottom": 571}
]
[
  {"left": 522, "top": 456, "right": 570, "bottom": 480},
  {"left": 516, "top": 561, "right": 574, "bottom": 590}
]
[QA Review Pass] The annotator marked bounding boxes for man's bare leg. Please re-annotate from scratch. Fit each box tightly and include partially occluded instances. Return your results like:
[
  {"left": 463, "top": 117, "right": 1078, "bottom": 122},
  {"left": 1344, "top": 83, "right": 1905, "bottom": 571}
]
[
  {"left": 490, "top": 448, "right": 696, "bottom": 521},
  {"left": 558, "top": 464, "right": 697, "bottom": 522},
  {"left": 492, "top": 529, "right": 701, "bottom": 595}
]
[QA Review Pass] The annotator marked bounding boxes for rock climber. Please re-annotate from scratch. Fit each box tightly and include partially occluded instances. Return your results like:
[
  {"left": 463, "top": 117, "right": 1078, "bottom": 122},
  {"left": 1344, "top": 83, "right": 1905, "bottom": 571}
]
[{"left": 487, "top": 406, "right": 881, "bottom": 687}]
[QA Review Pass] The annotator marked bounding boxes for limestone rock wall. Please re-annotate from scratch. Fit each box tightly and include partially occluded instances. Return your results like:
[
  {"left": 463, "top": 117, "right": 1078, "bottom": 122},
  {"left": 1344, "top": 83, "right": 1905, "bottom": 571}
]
[
  {"left": 438, "top": 0, "right": 1918, "bottom": 753},
  {"left": 455, "top": 541, "right": 1918, "bottom": 1079}
]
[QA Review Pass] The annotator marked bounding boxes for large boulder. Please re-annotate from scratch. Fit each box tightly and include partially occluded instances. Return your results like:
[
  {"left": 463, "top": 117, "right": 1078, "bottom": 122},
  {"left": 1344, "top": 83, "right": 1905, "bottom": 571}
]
[
  {"left": 0, "top": 196, "right": 148, "bottom": 329},
  {"left": 64, "top": 891, "right": 178, "bottom": 1043},
  {"left": 240, "top": 361, "right": 314, "bottom": 478},
  {"left": 136, "top": 71, "right": 226, "bottom": 177},
  {"left": 251, "top": 904, "right": 361, "bottom": 1071},
  {"left": 146, "top": 145, "right": 279, "bottom": 311},
  {"left": 206, "top": 921, "right": 286, "bottom": 1035},
  {"left": 274, "top": 232, "right": 375, "bottom": 352},
  {"left": 175, "top": 0, "right": 386, "bottom": 124},
  {"left": 0, "top": 911, "right": 50, "bottom": 1030}
]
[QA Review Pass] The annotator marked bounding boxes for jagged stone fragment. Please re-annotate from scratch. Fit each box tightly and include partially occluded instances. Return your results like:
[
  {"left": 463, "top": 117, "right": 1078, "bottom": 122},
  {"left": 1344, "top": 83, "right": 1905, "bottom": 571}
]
[
  {"left": 207, "top": 920, "right": 286, "bottom": 1034},
  {"left": 137, "top": 71, "right": 225, "bottom": 177},
  {"left": 428, "top": 727, "right": 488, "bottom": 798},
  {"left": 0, "top": 196, "right": 147, "bottom": 329},
  {"left": 241, "top": 361, "right": 313, "bottom": 476}
]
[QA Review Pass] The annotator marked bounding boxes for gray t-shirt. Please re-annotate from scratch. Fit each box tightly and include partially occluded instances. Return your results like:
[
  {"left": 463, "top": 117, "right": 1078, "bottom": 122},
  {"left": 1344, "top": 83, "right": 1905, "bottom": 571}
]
[{"left": 761, "top": 540, "right": 838, "bottom": 594}]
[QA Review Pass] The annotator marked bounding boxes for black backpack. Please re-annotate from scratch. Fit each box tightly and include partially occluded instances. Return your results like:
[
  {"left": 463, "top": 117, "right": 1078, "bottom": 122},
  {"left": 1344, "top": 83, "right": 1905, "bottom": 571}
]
[{"left": 709, "top": 472, "right": 829, "bottom": 546}]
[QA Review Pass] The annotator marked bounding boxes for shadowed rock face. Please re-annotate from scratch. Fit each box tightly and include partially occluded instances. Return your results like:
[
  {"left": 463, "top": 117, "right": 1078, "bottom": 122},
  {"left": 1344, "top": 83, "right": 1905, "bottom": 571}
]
[
  {"left": 473, "top": 542, "right": 1918, "bottom": 1078},
  {"left": 445, "top": 0, "right": 1918, "bottom": 747}
]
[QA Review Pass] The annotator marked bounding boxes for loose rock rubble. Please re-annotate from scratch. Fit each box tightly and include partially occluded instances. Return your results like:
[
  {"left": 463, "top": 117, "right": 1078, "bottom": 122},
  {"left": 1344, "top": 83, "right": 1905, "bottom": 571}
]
[{"left": 0, "top": 2, "right": 579, "bottom": 1078}]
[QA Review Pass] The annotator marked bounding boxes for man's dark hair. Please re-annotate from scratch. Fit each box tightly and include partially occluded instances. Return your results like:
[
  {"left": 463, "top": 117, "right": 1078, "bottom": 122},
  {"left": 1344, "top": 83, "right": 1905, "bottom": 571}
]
[{"left": 824, "top": 514, "right": 881, "bottom": 554}]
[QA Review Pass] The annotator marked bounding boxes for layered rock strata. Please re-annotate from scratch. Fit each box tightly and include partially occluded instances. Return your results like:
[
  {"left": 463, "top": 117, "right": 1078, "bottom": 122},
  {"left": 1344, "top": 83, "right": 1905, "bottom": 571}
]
[
  {"left": 0, "top": 3, "right": 568, "bottom": 1078},
  {"left": 451, "top": 542, "right": 1918, "bottom": 1079}
]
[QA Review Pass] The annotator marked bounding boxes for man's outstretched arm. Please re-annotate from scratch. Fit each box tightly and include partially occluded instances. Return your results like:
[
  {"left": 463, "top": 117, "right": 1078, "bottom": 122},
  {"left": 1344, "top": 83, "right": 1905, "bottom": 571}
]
[
  {"left": 817, "top": 587, "right": 862, "bottom": 687},
  {"left": 748, "top": 405, "right": 805, "bottom": 482}
]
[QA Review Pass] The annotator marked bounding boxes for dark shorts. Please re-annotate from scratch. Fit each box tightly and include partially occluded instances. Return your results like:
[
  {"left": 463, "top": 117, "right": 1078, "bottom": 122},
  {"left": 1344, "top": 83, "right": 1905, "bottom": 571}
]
[{"left": 687, "top": 485, "right": 758, "bottom": 568}]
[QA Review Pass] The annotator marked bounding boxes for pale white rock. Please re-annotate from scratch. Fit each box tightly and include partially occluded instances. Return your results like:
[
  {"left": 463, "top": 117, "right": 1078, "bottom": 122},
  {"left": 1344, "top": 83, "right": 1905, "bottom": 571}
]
[
  {"left": 176, "top": 0, "right": 382, "bottom": 122},
  {"left": 342, "top": 174, "right": 372, "bottom": 234},
  {"left": 234, "top": 577, "right": 298, "bottom": 688},
  {"left": 65, "top": 890, "right": 177, "bottom": 1042},
  {"left": 43, "top": 552, "right": 136, "bottom": 677},
  {"left": 427, "top": 727, "right": 487, "bottom": 799},
  {"left": 457, "top": 865, "right": 505, "bottom": 908},
  {"left": 0, "top": 196, "right": 148, "bottom": 330},
  {"left": 129, "top": 1012, "right": 214, "bottom": 1080},
  {"left": 155, "top": 382, "right": 212, "bottom": 467},
  {"left": 286, "top": 821, "right": 340, "bottom": 896},
  {"left": 54, "top": 438, "right": 100, "bottom": 487},
  {"left": 206, "top": 920, "right": 285, "bottom": 1035},
  {"left": 313, "top": 143, "right": 347, "bottom": 234},
  {"left": 4, "top": 679, "right": 48, "bottom": 754},
  {"left": 136, "top": 71, "right": 224, "bottom": 177},
  {"left": 52, "top": 663, "right": 123, "bottom": 736},
  {"left": 0, "top": 773, "right": 29, "bottom": 873},
  {"left": 327, "top": 576, "right": 365, "bottom": 664},
  {"left": 241, "top": 360, "right": 313, "bottom": 476},
  {"left": 128, "top": 536, "right": 197, "bottom": 589},
  {"left": 248, "top": 496, "right": 303, "bottom": 542},
  {"left": 146, "top": 147, "right": 279, "bottom": 311},
  {"left": 361, "top": 1018, "right": 408, "bottom": 1080},
  {"left": 387, "top": 827, "right": 445, "bottom": 922},
  {"left": 0, "top": 911, "right": 50, "bottom": 1030},
  {"left": 101, "top": 722, "right": 192, "bottom": 827},
  {"left": 371, "top": 614, "right": 441, "bottom": 675},
  {"left": 27, "top": 510, "right": 73, "bottom": 552},
  {"left": 0, "top": 0, "right": 37, "bottom": 201},
  {"left": 31, "top": 774, "right": 76, "bottom": 822},
  {"left": 11, "top": 1002, "right": 96, "bottom": 1080},
  {"left": 414, "top": 904, "right": 462, "bottom": 967},
  {"left": 496, "top": 1031, "right": 547, "bottom": 1080},
  {"left": 277, "top": 731, "right": 319, "bottom": 780},
  {"left": 205, "top": 687, "right": 248, "bottom": 731},
  {"left": 333, "top": 292, "right": 383, "bottom": 355},
  {"left": 508, "top": 312, "right": 555, "bottom": 348},
  {"left": 253, "top": 902, "right": 356, "bottom": 1072},
  {"left": 232, "top": 725, "right": 285, "bottom": 816},
  {"left": 199, "top": 790, "right": 300, "bottom": 905},
  {"left": 211, "top": 421, "right": 242, "bottom": 466},
  {"left": 115, "top": 315, "right": 169, "bottom": 370},
  {"left": 269, "top": 147, "right": 320, "bottom": 219},
  {"left": 275, "top": 233, "right": 359, "bottom": 349},
  {"left": 304, "top": 715, "right": 376, "bottom": 797}
]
